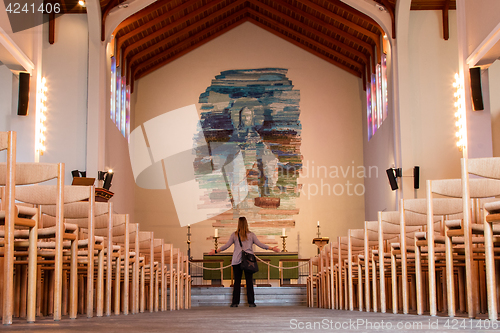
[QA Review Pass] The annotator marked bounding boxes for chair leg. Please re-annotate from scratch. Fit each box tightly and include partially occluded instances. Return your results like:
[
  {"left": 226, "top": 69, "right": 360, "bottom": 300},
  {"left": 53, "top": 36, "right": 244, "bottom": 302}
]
[
  {"left": 415, "top": 244, "right": 423, "bottom": 315},
  {"left": 96, "top": 249, "right": 104, "bottom": 317},
  {"left": 458, "top": 267, "right": 465, "bottom": 313},
  {"left": 27, "top": 223, "right": 37, "bottom": 323},
  {"left": 62, "top": 271, "right": 68, "bottom": 316},
  {"left": 87, "top": 252, "right": 95, "bottom": 318},
  {"left": 19, "top": 265, "right": 27, "bottom": 318},
  {"left": 391, "top": 252, "right": 397, "bottom": 314},
  {"left": 3, "top": 227, "right": 14, "bottom": 324},
  {"left": 154, "top": 266, "right": 159, "bottom": 312},
  {"left": 140, "top": 265, "right": 145, "bottom": 313},
  {"left": 69, "top": 238, "right": 78, "bottom": 319},
  {"left": 371, "top": 258, "right": 377, "bottom": 312},
  {"left": 114, "top": 254, "right": 121, "bottom": 316},
  {"left": 445, "top": 233, "right": 455, "bottom": 317},
  {"left": 484, "top": 218, "right": 497, "bottom": 320}
]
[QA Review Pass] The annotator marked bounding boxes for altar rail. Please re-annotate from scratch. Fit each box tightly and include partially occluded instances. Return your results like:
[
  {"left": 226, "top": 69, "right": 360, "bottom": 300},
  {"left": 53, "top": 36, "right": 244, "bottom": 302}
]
[{"left": 191, "top": 253, "right": 309, "bottom": 287}]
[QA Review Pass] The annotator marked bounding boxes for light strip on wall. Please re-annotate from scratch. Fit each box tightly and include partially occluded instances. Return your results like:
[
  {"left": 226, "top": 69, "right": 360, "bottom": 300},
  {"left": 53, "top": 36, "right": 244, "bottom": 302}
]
[
  {"left": 453, "top": 73, "right": 467, "bottom": 151},
  {"left": 36, "top": 77, "right": 47, "bottom": 156}
]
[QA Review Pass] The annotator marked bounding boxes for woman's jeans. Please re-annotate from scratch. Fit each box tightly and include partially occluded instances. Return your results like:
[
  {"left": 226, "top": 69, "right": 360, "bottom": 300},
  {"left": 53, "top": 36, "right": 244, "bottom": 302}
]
[{"left": 232, "top": 264, "right": 255, "bottom": 305}]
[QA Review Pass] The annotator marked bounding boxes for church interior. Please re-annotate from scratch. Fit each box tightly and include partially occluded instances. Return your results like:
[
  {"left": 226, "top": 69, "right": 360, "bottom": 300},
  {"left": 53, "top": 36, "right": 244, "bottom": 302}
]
[{"left": 1, "top": 0, "right": 500, "bottom": 330}]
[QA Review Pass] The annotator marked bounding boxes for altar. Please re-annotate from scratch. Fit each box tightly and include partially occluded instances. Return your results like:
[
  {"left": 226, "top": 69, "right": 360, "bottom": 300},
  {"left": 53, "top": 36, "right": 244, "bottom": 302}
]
[{"left": 202, "top": 252, "right": 300, "bottom": 283}]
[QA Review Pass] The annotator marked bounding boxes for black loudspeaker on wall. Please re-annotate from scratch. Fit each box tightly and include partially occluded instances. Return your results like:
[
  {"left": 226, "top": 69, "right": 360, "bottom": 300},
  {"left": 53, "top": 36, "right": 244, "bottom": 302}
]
[
  {"left": 469, "top": 67, "right": 484, "bottom": 111},
  {"left": 386, "top": 168, "right": 399, "bottom": 191},
  {"left": 413, "top": 166, "right": 420, "bottom": 189},
  {"left": 17, "top": 72, "right": 30, "bottom": 116}
]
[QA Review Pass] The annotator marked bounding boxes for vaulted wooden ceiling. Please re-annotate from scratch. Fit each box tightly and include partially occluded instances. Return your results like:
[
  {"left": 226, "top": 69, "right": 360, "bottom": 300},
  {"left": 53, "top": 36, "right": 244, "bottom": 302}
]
[{"left": 55, "top": 0, "right": 456, "bottom": 90}]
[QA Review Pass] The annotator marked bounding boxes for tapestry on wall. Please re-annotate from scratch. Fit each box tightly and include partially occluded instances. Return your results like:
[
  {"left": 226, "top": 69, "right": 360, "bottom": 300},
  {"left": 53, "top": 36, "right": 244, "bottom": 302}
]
[{"left": 194, "top": 68, "right": 302, "bottom": 241}]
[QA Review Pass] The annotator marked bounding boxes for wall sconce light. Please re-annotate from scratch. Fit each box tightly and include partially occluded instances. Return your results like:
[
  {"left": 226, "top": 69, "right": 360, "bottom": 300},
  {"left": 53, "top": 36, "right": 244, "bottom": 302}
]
[
  {"left": 453, "top": 73, "right": 467, "bottom": 151},
  {"left": 78, "top": 0, "right": 86, "bottom": 6},
  {"left": 35, "top": 77, "right": 47, "bottom": 157}
]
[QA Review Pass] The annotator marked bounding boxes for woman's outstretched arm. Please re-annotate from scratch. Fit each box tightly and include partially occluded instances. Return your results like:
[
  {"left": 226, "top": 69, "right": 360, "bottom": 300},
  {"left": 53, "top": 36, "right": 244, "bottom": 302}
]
[
  {"left": 252, "top": 233, "right": 280, "bottom": 252},
  {"left": 208, "top": 232, "right": 235, "bottom": 255}
]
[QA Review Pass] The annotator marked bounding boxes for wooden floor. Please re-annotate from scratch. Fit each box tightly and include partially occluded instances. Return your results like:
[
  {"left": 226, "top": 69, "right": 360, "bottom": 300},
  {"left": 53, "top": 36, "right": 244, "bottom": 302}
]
[{"left": 3, "top": 306, "right": 496, "bottom": 332}]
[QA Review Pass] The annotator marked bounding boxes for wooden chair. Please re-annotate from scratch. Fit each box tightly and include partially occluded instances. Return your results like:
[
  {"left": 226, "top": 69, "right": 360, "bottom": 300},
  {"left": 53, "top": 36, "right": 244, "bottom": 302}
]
[
  {"left": 465, "top": 157, "right": 500, "bottom": 320},
  {"left": 53, "top": 200, "right": 117, "bottom": 318},
  {"left": 1, "top": 160, "right": 68, "bottom": 322},
  {"left": 360, "top": 221, "right": 377, "bottom": 312},
  {"left": 39, "top": 186, "right": 109, "bottom": 318},
  {"left": 375, "top": 211, "right": 403, "bottom": 313},
  {"left": 336, "top": 236, "right": 349, "bottom": 310},
  {"left": 163, "top": 243, "right": 175, "bottom": 311},
  {"left": 428, "top": 176, "right": 500, "bottom": 318},
  {"left": 107, "top": 213, "right": 131, "bottom": 315},
  {"left": 347, "top": 229, "right": 368, "bottom": 311},
  {"left": 391, "top": 203, "right": 446, "bottom": 315},
  {"left": 138, "top": 231, "right": 155, "bottom": 313},
  {"left": 403, "top": 195, "right": 462, "bottom": 316},
  {"left": 0, "top": 132, "right": 38, "bottom": 324},
  {"left": 113, "top": 220, "right": 139, "bottom": 315}
]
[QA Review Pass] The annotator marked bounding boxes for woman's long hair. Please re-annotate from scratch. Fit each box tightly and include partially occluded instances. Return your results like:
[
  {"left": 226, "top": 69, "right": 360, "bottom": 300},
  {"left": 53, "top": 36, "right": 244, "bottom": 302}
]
[{"left": 236, "top": 216, "right": 250, "bottom": 241}]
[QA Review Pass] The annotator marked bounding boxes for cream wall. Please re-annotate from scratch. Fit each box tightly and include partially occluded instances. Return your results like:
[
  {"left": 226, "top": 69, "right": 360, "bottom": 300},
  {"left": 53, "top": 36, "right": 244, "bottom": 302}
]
[
  {"left": 0, "top": 65, "right": 14, "bottom": 136},
  {"left": 464, "top": 0, "right": 500, "bottom": 57},
  {"left": 40, "top": 15, "right": 88, "bottom": 182},
  {"left": 132, "top": 22, "right": 365, "bottom": 259},
  {"left": 490, "top": 60, "right": 500, "bottom": 157},
  {"left": 406, "top": 10, "right": 462, "bottom": 193},
  {"left": 363, "top": 10, "right": 462, "bottom": 220}
]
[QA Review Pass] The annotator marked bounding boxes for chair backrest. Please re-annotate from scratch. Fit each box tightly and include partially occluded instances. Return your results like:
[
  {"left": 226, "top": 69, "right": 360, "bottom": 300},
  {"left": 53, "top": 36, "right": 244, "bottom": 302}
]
[
  {"left": 111, "top": 214, "right": 129, "bottom": 242},
  {"left": 468, "top": 157, "right": 500, "bottom": 180},
  {"left": 0, "top": 162, "right": 63, "bottom": 187},
  {"left": 431, "top": 178, "right": 500, "bottom": 199}
]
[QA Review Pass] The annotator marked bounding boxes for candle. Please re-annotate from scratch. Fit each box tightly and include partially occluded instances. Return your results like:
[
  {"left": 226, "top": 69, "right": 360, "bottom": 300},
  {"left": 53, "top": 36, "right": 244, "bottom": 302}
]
[
  {"left": 317, "top": 221, "right": 320, "bottom": 227},
  {"left": 282, "top": 228, "right": 286, "bottom": 237},
  {"left": 214, "top": 228, "right": 218, "bottom": 238}
]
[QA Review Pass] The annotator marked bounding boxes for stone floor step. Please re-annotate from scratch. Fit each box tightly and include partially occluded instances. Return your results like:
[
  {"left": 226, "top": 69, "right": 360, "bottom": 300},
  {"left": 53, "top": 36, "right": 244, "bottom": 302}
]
[{"left": 190, "top": 286, "right": 307, "bottom": 307}]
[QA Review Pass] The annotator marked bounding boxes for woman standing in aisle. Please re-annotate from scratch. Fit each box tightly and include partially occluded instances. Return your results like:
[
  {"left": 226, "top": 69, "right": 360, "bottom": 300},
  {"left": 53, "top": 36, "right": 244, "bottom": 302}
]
[{"left": 208, "top": 217, "right": 280, "bottom": 307}]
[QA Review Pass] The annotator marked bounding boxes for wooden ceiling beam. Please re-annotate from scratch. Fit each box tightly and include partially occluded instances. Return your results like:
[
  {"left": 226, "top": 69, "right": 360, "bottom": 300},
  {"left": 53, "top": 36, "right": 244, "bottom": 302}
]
[
  {"left": 132, "top": 17, "right": 249, "bottom": 91},
  {"left": 410, "top": 0, "right": 456, "bottom": 10},
  {"left": 291, "top": 0, "right": 381, "bottom": 64},
  {"left": 132, "top": 9, "right": 249, "bottom": 82},
  {"left": 263, "top": 0, "right": 371, "bottom": 62},
  {"left": 111, "top": 0, "right": 176, "bottom": 38},
  {"left": 248, "top": 17, "right": 362, "bottom": 78},
  {"left": 126, "top": 0, "right": 245, "bottom": 77},
  {"left": 248, "top": 6, "right": 366, "bottom": 70},
  {"left": 121, "top": 0, "right": 242, "bottom": 71},
  {"left": 49, "top": 12, "right": 55, "bottom": 44},
  {"left": 442, "top": 0, "right": 450, "bottom": 40},
  {"left": 117, "top": 0, "right": 229, "bottom": 66},
  {"left": 294, "top": 0, "right": 379, "bottom": 41},
  {"left": 326, "top": 0, "right": 384, "bottom": 36}
]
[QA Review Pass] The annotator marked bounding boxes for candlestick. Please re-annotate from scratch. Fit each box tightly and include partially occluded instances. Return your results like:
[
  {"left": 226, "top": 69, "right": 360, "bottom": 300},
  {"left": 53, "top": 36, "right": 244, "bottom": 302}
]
[
  {"left": 213, "top": 236, "right": 219, "bottom": 252},
  {"left": 280, "top": 235, "right": 288, "bottom": 252},
  {"left": 187, "top": 225, "right": 192, "bottom": 270},
  {"left": 316, "top": 222, "right": 321, "bottom": 249}
]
